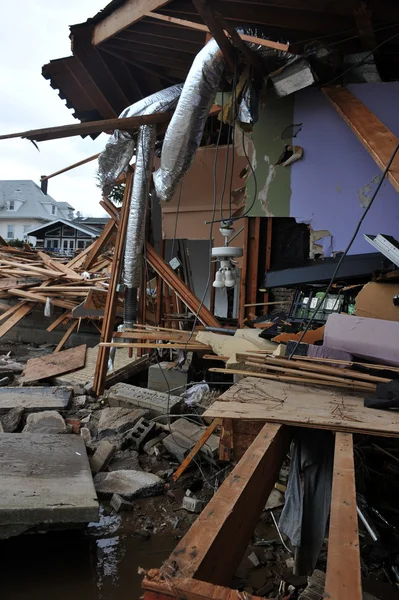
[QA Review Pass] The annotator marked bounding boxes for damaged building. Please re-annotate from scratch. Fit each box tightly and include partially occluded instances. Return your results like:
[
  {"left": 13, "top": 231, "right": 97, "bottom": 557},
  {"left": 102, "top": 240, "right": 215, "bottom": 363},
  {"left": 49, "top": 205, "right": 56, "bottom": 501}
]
[{"left": 1, "top": 0, "right": 399, "bottom": 599}]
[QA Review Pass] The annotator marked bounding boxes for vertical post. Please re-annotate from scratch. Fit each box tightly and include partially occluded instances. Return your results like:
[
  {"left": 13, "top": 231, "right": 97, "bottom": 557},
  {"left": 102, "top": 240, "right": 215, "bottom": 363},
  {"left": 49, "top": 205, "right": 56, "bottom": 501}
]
[
  {"left": 238, "top": 217, "right": 249, "bottom": 327},
  {"left": 263, "top": 217, "right": 273, "bottom": 313},
  {"left": 325, "top": 432, "right": 362, "bottom": 600},
  {"left": 156, "top": 240, "right": 165, "bottom": 326},
  {"left": 92, "top": 170, "right": 133, "bottom": 396},
  {"left": 246, "top": 217, "right": 261, "bottom": 317}
]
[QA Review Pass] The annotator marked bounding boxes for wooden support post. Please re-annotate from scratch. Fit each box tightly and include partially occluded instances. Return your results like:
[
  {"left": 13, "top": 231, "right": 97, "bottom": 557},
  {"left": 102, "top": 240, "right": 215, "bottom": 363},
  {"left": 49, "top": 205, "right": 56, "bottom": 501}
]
[
  {"left": 218, "top": 418, "right": 234, "bottom": 461},
  {"left": 168, "top": 423, "right": 291, "bottom": 585},
  {"left": 246, "top": 217, "right": 261, "bottom": 318},
  {"left": 323, "top": 86, "right": 399, "bottom": 192},
  {"left": 263, "top": 217, "right": 272, "bottom": 312},
  {"left": 325, "top": 432, "right": 361, "bottom": 600},
  {"left": 238, "top": 218, "right": 249, "bottom": 328},
  {"left": 92, "top": 170, "right": 133, "bottom": 396},
  {"left": 155, "top": 240, "right": 165, "bottom": 326}
]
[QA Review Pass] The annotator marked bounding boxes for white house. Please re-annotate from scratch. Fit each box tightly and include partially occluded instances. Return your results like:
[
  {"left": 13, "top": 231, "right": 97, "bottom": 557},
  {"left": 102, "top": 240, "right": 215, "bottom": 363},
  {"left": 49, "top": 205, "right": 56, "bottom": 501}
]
[{"left": 0, "top": 180, "right": 74, "bottom": 243}]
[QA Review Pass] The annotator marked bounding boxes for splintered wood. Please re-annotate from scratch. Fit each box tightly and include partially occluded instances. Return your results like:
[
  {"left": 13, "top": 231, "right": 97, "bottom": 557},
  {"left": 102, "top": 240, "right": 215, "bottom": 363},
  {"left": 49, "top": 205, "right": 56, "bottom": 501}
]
[{"left": 204, "top": 376, "right": 399, "bottom": 438}]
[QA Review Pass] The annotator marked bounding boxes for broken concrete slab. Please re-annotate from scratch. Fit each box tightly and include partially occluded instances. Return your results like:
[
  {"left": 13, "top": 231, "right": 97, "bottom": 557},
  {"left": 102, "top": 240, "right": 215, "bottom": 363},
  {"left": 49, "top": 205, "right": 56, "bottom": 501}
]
[
  {"left": 90, "top": 440, "right": 117, "bottom": 474},
  {"left": 147, "top": 361, "right": 188, "bottom": 394},
  {"left": 107, "top": 381, "right": 183, "bottom": 420},
  {"left": 22, "top": 411, "right": 67, "bottom": 434},
  {"left": 1, "top": 406, "right": 24, "bottom": 432},
  {"left": 0, "top": 387, "right": 71, "bottom": 415},
  {"left": 162, "top": 419, "right": 219, "bottom": 463},
  {"left": 107, "top": 449, "right": 142, "bottom": 472},
  {"left": 97, "top": 407, "right": 148, "bottom": 438},
  {"left": 94, "top": 470, "right": 164, "bottom": 500},
  {"left": 0, "top": 434, "right": 98, "bottom": 537}
]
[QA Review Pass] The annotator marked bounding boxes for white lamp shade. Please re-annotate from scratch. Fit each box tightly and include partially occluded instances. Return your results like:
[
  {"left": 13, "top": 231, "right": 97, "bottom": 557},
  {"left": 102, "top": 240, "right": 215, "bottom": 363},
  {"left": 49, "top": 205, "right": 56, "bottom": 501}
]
[{"left": 213, "top": 269, "right": 225, "bottom": 288}]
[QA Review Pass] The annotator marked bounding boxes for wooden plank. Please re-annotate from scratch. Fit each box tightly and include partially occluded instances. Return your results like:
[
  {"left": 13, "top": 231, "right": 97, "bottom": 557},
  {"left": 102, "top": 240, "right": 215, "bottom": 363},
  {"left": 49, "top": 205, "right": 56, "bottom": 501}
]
[
  {"left": 48, "top": 260, "right": 82, "bottom": 281},
  {"left": 47, "top": 310, "right": 71, "bottom": 332},
  {"left": 54, "top": 320, "right": 79, "bottom": 353},
  {"left": 246, "top": 217, "right": 261, "bottom": 318},
  {"left": 100, "top": 342, "right": 211, "bottom": 350},
  {"left": 204, "top": 376, "right": 399, "bottom": 437},
  {"left": 0, "top": 302, "right": 35, "bottom": 339},
  {"left": 7, "top": 289, "right": 76, "bottom": 310},
  {"left": 22, "top": 344, "right": 87, "bottom": 384},
  {"left": 93, "top": 171, "right": 134, "bottom": 396},
  {"left": 142, "top": 577, "right": 268, "bottom": 600},
  {"left": 0, "top": 112, "right": 172, "bottom": 143},
  {"left": 41, "top": 153, "right": 100, "bottom": 182},
  {"left": 325, "top": 433, "right": 361, "bottom": 600},
  {"left": 218, "top": 418, "right": 234, "bottom": 461},
  {"left": 169, "top": 423, "right": 291, "bottom": 585},
  {"left": 0, "top": 301, "right": 27, "bottom": 323},
  {"left": 323, "top": 86, "right": 399, "bottom": 192},
  {"left": 0, "top": 259, "right": 64, "bottom": 278},
  {"left": 84, "top": 219, "right": 117, "bottom": 271},
  {"left": 146, "top": 11, "right": 289, "bottom": 52},
  {"left": 173, "top": 419, "right": 221, "bottom": 482},
  {"left": 146, "top": 243, "right": 220, "bottom": 328},
  {"left": 92, "top": 0, "right": 171, "bottom": 45},
  {"left": 238, "top": 218, "right": 249, "bottom": 328}
]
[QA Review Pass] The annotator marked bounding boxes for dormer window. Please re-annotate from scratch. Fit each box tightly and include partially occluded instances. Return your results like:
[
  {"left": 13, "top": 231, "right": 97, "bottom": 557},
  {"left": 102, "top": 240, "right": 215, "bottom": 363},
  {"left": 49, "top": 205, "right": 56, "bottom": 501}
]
[
  {"left": 7, "top": 200, "right": 15, "bottom": 211},
  {"left": 51, "top": 205, "right": 56, "bottom": 215}
]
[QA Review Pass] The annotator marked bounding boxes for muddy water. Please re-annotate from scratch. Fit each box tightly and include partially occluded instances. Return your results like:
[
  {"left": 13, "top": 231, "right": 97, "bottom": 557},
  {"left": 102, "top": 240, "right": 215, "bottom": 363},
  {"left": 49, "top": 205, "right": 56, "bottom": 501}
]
[{"left": 0, "top": 507, "right": 179, "bottom": 600}]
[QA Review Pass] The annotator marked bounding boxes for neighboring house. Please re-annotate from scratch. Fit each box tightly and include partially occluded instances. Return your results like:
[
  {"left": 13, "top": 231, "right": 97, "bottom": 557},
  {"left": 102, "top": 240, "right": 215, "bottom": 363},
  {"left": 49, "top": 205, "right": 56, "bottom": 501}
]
[
  {"left": 26, "top": 218, "right": 105, "bottom": 256},
  {"left": 73, "top": 216, "right": 110, "bottom": 232},
  {"left": 0, "top": 180, "right": 74, "bottom": 243}
]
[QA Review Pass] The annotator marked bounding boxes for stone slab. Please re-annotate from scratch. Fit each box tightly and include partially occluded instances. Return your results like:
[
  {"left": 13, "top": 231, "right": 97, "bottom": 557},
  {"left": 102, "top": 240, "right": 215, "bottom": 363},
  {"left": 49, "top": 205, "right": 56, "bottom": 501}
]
[
  {"left": 97, "top": 407, "right": 147, "bottom": 438},
  {"left": 0, "top": 387, "right": 72, "bottom": 415},
  {"left": 0, "top": 434, "right": 99, "bottom": 528},
  {"left": 22, "top": 411, "right": 66, "bottom": 434},
  {"left": 94, "top": 470, "right": 164, "bottom": 499},
  {"left": 107, "top": 382, "right": 183, "bottom": 419}
]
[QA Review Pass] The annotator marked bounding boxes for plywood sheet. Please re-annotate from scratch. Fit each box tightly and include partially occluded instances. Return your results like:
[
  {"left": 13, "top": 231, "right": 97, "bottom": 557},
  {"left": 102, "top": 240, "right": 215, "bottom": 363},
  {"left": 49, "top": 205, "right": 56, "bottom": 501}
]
[
  {"left": 21, "top": 344, "right": 87, "bottom": 383},
  {"left": 204, "top": 377, "right": 399, "bottom": 437}
]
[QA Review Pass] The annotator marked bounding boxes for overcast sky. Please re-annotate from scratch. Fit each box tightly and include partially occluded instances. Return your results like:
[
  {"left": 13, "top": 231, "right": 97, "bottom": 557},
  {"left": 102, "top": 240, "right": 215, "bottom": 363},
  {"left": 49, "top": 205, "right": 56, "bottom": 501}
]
[{"left": 0, "top": 1, "right": 112, "bottom": 216}]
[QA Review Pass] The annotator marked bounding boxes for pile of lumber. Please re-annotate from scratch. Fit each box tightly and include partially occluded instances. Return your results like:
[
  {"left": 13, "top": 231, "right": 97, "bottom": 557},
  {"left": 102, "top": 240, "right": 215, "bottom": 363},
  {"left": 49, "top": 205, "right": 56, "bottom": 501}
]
[
  {"left": 0, "top": 244, "right": 112, "bottom": 349},
  {"left": 99, "top": 323, "right": 212, "bottom": 351},
  {"left": 206, "top": 351, "right": 399, "bottom": 393}
]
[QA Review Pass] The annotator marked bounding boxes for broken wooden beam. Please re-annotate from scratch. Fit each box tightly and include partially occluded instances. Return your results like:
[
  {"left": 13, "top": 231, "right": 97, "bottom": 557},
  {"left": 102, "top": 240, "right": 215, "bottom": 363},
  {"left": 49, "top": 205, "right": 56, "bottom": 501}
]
[
  {"left": 325, "top": 432, "right": 362, "bottom": 600},
  {"left": 142, "top": 576, "right": 268, "bottom": 600},
  {"left": 323, "top": 86, "right": 399, "bottom": 192},
  {"left": 191, "top": 0, "right": 235, "bottom": 71},
  {"left": 173, "top": 419, "right": 222, "bottom": 482},
  {"left": 167, "top": 422, "right": 291, "bottom": 585}
]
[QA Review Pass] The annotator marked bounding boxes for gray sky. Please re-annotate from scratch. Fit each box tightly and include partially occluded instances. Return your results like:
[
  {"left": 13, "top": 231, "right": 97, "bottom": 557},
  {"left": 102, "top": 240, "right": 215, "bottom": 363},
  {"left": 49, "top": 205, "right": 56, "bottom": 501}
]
[{"left": 0, "top": 1, "right": 113, "bottom": 217}]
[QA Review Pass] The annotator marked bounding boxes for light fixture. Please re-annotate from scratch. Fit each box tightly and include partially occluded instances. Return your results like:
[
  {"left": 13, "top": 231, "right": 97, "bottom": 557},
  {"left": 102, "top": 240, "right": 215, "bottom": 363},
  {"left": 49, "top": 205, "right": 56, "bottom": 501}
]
[
  {"left": 211, "top": 223, "right": 243, "bottom": 289},
  {"left": 212, "top": 268, "right": 225, "bottom": 288},
  {"left": 224, "top": 268, "right": 236, "bottom": 288}
]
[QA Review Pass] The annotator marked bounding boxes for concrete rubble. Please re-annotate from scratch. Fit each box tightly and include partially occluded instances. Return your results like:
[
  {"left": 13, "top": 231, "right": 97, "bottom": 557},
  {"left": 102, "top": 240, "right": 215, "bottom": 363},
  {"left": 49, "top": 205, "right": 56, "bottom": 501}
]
[
  {"left": 22, "top": 410, "right": 67, "bottom": 434},
  {"left": 94, "top": 470, "right": 164, "bottom": 499}
]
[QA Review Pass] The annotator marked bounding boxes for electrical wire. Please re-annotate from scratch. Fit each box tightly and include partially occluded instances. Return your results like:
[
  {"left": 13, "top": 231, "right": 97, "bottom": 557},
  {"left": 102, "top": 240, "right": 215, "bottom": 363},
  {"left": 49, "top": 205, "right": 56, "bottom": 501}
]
[{"left": 288, "top": 139, "right": 399, "bottom": 359}]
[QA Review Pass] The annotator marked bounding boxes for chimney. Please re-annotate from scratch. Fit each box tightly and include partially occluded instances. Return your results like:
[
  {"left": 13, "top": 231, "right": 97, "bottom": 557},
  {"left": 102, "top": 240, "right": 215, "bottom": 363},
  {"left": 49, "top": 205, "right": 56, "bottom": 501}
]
[{"left": 40, "top": 177, "right": 48, "bottom": 195}]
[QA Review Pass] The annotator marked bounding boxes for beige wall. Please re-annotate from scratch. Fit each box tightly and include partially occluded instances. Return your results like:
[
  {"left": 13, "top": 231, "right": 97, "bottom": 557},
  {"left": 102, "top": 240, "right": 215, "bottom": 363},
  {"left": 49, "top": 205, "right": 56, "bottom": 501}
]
[{"left": 162, "top": 145, "right": 248, "bottom": 250}]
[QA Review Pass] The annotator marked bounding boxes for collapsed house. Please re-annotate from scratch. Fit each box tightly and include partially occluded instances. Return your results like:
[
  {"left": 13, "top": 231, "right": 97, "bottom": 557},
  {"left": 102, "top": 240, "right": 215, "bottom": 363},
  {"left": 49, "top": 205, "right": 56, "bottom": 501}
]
[{"left": 1, "top": 0, "right": 399, "bottom": 598}]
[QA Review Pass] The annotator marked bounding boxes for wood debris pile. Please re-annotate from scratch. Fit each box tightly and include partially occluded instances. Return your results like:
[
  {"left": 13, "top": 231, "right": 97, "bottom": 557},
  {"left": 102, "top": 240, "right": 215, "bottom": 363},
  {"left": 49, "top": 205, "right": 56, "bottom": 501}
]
[{"left": 0, "top": 243, "right": 112, "bottom": 350}]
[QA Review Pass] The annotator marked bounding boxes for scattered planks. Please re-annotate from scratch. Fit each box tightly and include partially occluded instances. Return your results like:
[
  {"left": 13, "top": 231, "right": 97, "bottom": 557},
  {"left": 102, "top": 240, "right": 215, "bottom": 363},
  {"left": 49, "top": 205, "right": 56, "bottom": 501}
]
[{"left": 21, "top": 344, "right": 87, "bottom": 384}]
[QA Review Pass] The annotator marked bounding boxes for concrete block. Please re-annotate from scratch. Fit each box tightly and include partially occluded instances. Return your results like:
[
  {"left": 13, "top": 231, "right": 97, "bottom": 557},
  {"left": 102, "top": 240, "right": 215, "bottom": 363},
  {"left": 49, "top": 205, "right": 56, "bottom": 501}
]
[
  {"left": 143, "top": 436, "right": 163, "bottom": 456},
  {"left": 0, "top": 387, "right": 71, "bottom": 415},
  {"left": 80, "top": 427, "right": 92, "bottom": 446},
  {"left": 97, "top": 407, "right": 147, "bottom": 438},
  {"left": 94, "top": 470, "right": 164, "bottom": 499},
  {"left": 147, "top": 362, "right": 188, "bottom": 394},
  {"left": 0, "top": 434, "right": 98, "bottom": 535},
  {"left": 1, "top": 407, "right": 24, "bottom": 433},
  {"left": 162, "top": 431, "right": 191, "bottom": 463},
  {"left": 90, "top": 440, "right": 117, "bottom": 474},
  {"left": 170, "top": 418, "right": 219, "bottom": 458},
  {"left": 22, "top": 411, "right": 67, "bottom": 434},
  {"left": 124, "top": 417, "right": 155, "bottom": 450},
  {"left": 107, "top": 382, "right": 183, "bottom": 421},
  {"left": 72, "top": 395, "right": 87, "bottom": 409}
]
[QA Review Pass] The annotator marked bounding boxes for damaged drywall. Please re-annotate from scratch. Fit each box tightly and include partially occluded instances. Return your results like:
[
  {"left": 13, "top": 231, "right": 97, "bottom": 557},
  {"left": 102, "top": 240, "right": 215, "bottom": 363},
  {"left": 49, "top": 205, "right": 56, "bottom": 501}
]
[
  {"left": 309, "top": 227, "right": 332, "bottom": 258},
  {"left": 358, "top": 175, "right": 381, "bottom": 208}
]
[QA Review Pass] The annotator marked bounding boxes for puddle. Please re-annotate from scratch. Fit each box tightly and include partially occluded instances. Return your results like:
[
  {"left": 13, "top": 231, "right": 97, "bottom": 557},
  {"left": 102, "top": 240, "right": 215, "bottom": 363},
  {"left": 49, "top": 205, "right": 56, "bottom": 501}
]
[{"left": 0, "top": 506, "right": 178, "bottom": 600}]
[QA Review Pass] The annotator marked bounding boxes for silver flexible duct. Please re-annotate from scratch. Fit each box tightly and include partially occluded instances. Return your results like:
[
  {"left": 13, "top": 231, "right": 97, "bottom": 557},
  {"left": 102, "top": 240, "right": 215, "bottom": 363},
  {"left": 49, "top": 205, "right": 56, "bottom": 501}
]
[
  {"left": 98, "top": 84, "right": 183, "bottom": 194},
  {"left": 153, "top": 35, "right": 300, "bottom": 202}
]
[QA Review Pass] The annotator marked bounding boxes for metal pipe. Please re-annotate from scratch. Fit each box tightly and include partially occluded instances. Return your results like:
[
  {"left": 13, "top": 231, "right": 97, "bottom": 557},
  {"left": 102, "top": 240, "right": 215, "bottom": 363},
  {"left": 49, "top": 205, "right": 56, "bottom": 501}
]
[{"left": 357, "top": 505, "right": 378, "bottom": 542}]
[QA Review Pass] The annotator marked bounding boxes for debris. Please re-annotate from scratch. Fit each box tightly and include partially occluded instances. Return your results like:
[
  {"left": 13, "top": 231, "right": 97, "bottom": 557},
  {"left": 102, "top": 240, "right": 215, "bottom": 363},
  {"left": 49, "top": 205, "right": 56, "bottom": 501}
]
[
  {"left": 94, "top": 470, "right": 164, "bottom": 499},
  {"left": 147, "top": 361, "right": 188, "bottom": 394},
  {"left": 72, "top": 395, "right": 87, "bottom": 409},
  {"left": 110, "top": 493, "right": 134, "bottom": 513},
  {"left": 90, "top": 440, "right": 117, "bottom": 474},
  {"left": 182, "top": 495, "right": 203, "bottom": 513},
  {"left": 143, "top": 436, "right": 164, "bottom": 456},
  {"left": 107, "top": 449, "right": 142, "bottom": 472},
  {"left": 124, "top": 417, "right": 155, "bottom": 450},
  {"left": 265, "top": 488, "right": 285, "bottom": 510},
  {"left": 80, "top": 426, "right": 92, "bottom": 446},
  {"left": 107, "top": 382, "right": 183, "bottom": 419},
  {"left": 248, "top": 551, "right": 260, "bottom": 567},
  {"left": 356, "top": 282, "right": 399, "bottom": 322},
  {"left": 22, "top": 411, "right": 67, "bottom": 434},
  {"left": 272, "top": 326, "right": 325, "bottom": 345},
  {"left": 196, "top": 330, "right": 274, "bottom": 358},
  {"left": 96, "top": 407, "right": 148, "bottom": 438},
  {"left": 1, "top": 406, "right": 24, "bottom": 432},
  {"left": 65, "top": 418, "right": 81, "bottom": 434},
  {"left": 163, "top": 418, "right": 219, "bottom": 464}
]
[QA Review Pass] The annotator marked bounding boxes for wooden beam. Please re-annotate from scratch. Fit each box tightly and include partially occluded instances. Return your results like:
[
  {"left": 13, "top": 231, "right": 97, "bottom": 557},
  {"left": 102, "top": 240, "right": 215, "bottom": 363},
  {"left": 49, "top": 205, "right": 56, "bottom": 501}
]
[
  {"left": 325, "top": 432, "right": 362, "bottom": 600},
  {"left": 145, "top": 243, "right": 221, "bottom": 328},
  {"left": 0, "top": 302, "right": 36, "bottom": 339},
  {"left": 92, "top": 170, "right": 134, "bottom": 396},
  {"left": 323, "top": 86, "right": 399, "bottom": 192},
  {"left": 168, "top": 423, "right": 291, "bottom": 585},
  {"left": 142, "top": 577, "right": 267, "bottom": 600},
  {"left": 238, "top": 218, "right": 249, "bottom": 328},
  {"left": 191, "top": 0, "right": 235, "bottom": 71},
  {"left": 40, "top": 153, "right": 100, "bottom": 182},
  {"left": 84, "top": 219, "right": 117, "bottom": 271},
  {"left": 92, "top": 0, "right": 172, "bottom": 46},
  {"left": 0, "top": 112, "right": 172, "bottom": 143},
  {"left": 54, "top": 320, "right": 79, "bottom": 353},
  {"left": 146, "top": 11, "right": 289, "bottom": 52}
]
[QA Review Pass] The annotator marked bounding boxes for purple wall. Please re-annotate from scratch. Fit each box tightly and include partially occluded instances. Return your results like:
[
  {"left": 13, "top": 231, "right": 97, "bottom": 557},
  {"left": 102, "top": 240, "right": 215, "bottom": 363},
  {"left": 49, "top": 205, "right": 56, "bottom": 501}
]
[{"left": 291, "top": 83, "right": 399, "bottom": 255}]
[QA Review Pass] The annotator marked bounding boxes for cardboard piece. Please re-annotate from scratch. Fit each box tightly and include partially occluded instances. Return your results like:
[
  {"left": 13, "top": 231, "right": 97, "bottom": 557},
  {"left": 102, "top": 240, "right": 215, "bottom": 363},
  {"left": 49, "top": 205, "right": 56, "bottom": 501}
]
[{"left": 355, "top": 282, "right": 399, "bottom": 322}]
